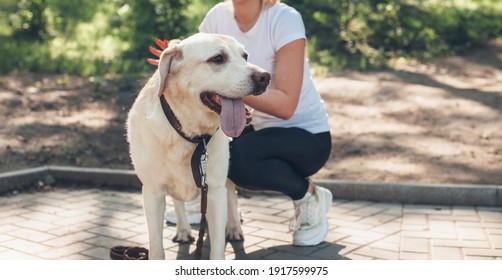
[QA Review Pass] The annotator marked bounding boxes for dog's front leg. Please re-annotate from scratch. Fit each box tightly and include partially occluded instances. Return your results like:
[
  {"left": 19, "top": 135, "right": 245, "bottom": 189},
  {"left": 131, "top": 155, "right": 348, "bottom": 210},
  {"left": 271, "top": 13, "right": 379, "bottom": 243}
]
[
  {"left": 206, "top": 185, "right": 227, "bottom": 260},
  {"left": 172, "top": 199, "right": 195, "bottom": 243},
  {"left": 143, "top": 189, "right": 166, "bottom": 260},
  {"left": 226, "top": 180, "right": 244, "bottom": 241}
]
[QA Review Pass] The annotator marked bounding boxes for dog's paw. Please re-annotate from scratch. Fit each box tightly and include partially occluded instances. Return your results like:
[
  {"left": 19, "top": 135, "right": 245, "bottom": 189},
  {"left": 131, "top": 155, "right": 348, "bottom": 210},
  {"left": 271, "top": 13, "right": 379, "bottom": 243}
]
[
  {"left": 226, "top": 226, "right": 244, "bottom": 242},
  {"left": 172, "top": 234, "right": 195, "bottom": 244},
  {"left": 172, "top": 229, "right": 195, "bottom": 244}
]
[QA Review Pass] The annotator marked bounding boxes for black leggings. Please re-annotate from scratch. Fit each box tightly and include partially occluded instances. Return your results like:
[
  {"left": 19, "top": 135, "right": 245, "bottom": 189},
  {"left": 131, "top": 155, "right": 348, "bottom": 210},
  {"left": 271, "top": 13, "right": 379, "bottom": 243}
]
[{"left": 228, "top": 126, "right": 332, "bottom": 200}]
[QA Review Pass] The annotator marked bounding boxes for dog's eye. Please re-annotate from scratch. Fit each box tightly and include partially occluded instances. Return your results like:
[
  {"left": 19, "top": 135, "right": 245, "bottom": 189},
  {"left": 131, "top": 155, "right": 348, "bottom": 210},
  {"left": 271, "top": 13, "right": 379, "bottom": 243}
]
[
  {"left": 209, "top": 54, "right": 226, "bottom": 64},
  {"left": 242, "top": 53, "right": 248, "bottom": 61}
]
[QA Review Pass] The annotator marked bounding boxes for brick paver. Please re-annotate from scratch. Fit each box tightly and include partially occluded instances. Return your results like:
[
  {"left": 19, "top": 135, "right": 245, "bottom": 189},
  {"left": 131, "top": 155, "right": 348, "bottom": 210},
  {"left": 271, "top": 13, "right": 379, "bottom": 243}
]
[{"left": 0, "top": 186, "right": 501, "bottom": 260}]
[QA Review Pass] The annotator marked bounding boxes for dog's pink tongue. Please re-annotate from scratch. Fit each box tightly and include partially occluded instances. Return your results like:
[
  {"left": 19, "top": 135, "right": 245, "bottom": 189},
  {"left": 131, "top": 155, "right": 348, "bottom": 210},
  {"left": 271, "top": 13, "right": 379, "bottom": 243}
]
[{"left": 220, "top": 97, "right": 246, "bottom": 138}]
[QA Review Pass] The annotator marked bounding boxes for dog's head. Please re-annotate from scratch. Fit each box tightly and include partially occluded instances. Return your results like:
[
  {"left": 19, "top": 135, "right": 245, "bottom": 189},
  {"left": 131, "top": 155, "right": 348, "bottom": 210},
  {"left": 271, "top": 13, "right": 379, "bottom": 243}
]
[{"left": 156, "top": 33, "right": 270, "bottom": 138}]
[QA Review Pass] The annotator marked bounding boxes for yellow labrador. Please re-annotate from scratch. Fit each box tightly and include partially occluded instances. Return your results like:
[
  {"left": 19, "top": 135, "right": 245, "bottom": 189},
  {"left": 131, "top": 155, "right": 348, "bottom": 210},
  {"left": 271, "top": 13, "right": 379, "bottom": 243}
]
[{"left": 126, "top": 33, "right": 270, "bottom": 260}]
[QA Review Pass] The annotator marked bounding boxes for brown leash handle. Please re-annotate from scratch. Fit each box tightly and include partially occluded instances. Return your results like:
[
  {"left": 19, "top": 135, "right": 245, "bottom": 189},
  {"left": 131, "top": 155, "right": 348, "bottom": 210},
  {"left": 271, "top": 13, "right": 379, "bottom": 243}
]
[
  {"left": 194, "top": 184, "right": 208, "bottom": 260},
  {"left": 191, "top": 138, "right": 210, "bottom": 260}
]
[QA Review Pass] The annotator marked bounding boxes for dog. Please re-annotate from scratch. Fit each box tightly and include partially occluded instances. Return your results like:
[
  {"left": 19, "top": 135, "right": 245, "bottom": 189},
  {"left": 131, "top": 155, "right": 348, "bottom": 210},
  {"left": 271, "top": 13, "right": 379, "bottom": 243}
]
[{"left": 126, "top": 33, "right": 270, "bottom": 260}]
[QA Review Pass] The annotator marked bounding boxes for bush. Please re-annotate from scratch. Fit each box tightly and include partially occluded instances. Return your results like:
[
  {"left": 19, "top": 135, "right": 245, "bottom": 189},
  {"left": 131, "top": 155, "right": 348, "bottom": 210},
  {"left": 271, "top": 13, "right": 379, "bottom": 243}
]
[
  {"left": 285, "top": 0, "right": 502, "bottom": 71},
  {"left": 0, "top": 0, "right": 193, "bottom": 75},
  {"left": 0, "top": 0, "right": 500, "bottom": 75}
]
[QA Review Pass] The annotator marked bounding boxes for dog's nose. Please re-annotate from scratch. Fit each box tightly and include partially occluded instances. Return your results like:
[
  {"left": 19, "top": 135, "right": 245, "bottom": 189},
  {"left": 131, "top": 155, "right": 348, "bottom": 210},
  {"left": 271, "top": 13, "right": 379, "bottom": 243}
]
[{"left": 252, "top": 72, "right": 271, "bottom": 89}]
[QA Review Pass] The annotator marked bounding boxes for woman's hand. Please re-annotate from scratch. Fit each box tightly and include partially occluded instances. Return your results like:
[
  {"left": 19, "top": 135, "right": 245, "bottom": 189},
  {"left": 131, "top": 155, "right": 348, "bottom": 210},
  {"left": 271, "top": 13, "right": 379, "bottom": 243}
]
[{"left": 146, "top": 37, "right": 170, "bottom": 66}]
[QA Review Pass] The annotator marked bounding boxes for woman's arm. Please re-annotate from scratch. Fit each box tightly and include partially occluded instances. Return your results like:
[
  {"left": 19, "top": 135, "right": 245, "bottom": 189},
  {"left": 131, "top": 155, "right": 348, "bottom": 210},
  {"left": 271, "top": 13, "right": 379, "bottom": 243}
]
[{"left": 243, "top": 38, "right": 305, "bottom": 120}]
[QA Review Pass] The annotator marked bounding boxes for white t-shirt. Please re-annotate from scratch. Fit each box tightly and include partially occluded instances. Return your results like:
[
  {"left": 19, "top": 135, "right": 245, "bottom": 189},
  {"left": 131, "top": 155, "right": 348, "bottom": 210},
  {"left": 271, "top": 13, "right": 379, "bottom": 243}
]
[{"left": 199, "top": 2, "right": 329, "bottom": 134}]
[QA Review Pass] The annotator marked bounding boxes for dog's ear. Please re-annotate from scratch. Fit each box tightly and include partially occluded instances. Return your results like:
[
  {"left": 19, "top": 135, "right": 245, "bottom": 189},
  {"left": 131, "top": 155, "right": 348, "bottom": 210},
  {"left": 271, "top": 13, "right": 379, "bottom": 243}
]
[{"left": 157, "top": 39, "right": 182, "bottom": 97}]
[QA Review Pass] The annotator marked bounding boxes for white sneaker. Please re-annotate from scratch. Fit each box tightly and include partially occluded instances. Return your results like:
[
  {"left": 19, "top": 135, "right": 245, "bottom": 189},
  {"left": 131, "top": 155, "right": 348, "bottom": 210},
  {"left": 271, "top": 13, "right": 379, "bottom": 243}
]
[
  {"left": 290, "top": 185, "right": 333, "bottom": 246},
  {"left": 165, "top": 198, "right": 201, "bottom": 225}
]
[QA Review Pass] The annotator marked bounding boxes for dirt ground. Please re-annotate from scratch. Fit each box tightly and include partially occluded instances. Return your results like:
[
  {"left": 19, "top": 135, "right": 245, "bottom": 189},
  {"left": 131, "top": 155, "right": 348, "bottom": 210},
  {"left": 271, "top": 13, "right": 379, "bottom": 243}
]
[{"left": 1, "top": 40, "right": 501, "bottom": 186}]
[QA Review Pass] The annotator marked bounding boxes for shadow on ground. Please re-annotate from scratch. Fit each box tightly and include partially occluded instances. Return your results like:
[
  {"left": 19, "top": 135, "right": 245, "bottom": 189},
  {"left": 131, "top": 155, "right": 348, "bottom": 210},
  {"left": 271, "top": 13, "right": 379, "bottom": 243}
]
[{"left": 172, "top": 239, "right": 350, "bottom": 260}]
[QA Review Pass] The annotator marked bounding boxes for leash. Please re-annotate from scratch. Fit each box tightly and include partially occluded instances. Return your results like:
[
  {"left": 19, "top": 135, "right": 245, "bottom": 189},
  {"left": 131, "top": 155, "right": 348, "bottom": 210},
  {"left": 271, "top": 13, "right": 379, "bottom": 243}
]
[
  {"left": 192, "top": 138, "right": 209, "bottom": 260},
  {"left": 160, "top": 95, "right": 212, "bottom": 260}
]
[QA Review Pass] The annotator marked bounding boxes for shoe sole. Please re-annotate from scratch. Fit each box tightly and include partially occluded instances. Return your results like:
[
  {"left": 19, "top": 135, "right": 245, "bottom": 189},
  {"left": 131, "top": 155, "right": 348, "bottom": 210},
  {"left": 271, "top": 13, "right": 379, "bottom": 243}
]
[{"left": 293, "top": 188, "right": 333, "bottom": 246}]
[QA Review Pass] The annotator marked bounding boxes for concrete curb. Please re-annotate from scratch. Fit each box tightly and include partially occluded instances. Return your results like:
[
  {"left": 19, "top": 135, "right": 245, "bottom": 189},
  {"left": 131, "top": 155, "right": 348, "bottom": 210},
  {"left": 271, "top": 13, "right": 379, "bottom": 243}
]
[
  {"left": 0, "top": 166, "right": 141, "bottom": 194},
  {"left": 316, "top": 180, "right": 502, "bottom": 207},
  {"left": 0, "top": 165, "right": 500, "bottom": 206}
]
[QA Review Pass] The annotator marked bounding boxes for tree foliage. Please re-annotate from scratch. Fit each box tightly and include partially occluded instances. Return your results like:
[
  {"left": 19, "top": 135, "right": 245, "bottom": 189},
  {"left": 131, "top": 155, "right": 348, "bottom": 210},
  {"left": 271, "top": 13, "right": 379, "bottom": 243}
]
[
  {"left": 0, "top": 0, "right": 500, "bottom": 75},
  {"left": 286, "top": 0, "right": 502, "bottom": 70}
]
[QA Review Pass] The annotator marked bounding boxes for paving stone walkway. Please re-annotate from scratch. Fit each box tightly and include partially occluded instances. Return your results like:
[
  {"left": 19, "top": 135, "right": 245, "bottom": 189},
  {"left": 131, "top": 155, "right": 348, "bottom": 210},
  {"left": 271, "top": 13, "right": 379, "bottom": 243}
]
[{"left": 0, "top": 186, "right": 501, "bottom": 260}]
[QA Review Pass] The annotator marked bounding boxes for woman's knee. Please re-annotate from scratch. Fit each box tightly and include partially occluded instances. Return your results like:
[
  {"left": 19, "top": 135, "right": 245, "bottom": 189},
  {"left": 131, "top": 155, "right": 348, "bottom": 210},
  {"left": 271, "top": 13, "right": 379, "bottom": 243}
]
[{"left": 228, "top": 162, "right": 259, "bottom": 190}]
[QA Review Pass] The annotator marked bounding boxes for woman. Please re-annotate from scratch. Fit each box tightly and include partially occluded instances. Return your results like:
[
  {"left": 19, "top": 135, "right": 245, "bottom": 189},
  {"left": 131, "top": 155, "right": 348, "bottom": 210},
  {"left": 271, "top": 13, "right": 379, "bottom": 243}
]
[{"left": 152, "top": 0, "right": 332, "bottom": 246}]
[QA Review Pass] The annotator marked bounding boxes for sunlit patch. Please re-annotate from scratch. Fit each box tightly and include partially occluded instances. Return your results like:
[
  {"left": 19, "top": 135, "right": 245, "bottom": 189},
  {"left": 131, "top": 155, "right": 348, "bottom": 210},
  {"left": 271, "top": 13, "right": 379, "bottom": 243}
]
[
  {"left": 365, "top": 159, "right": 427, "bottom": 175},
  {"left": 10, "top": 107, "right": 117, "bottom": 129}
]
